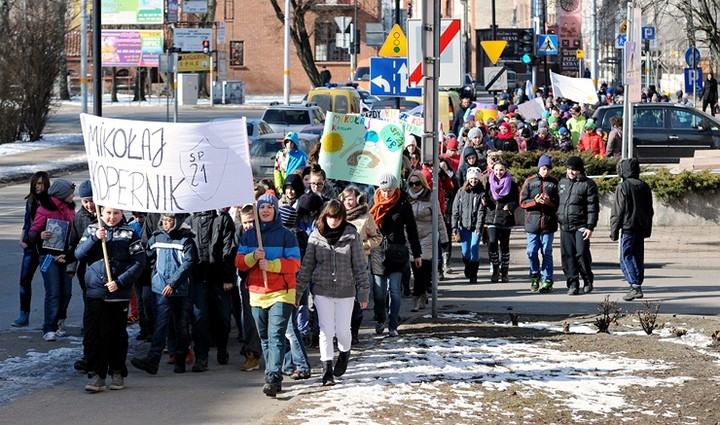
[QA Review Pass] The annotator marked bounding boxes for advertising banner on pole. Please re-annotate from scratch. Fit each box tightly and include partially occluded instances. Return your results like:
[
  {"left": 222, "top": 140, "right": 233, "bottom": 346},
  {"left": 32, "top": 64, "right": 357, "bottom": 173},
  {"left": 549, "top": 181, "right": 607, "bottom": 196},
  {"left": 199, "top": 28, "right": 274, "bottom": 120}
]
[
  {"left": 101, "top": 0, "right": 164, "bottom": 25},
  {"left": 101, "top": 30, "right": 164, "bottom": 67}
]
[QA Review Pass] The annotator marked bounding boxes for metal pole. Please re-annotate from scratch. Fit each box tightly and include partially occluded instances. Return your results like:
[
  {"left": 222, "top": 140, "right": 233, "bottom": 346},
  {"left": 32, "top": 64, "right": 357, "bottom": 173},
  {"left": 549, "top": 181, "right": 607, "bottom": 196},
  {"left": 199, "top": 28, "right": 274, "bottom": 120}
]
[
  {"left": 174, "top": 69, "right": 178, "bottom": 122},
  {"left": 209, "top": 54, "right": 214, "bottom": 106},
  {"left": 621, "top": 2, "right": 632, "bottom": 159},
  {"left": 283, "top": 0, "right": 291, "bottom": 105},
  {"left": 351, "top": 0, "right": 358, "bottom": 81},
  {"left": 92, "top": 0, "right": 101, "bottom": 116},
  {"left": 166, "top": 70, "right": 170, "bottom": 122},
  {"left": 80, "top": 0, "right": 88, "bottom": 113},
  {"left": 591, "top": 0, "right": 598, "bottom": 88},
  {"left": 394, "top": 0, "right": 400, "bottom": 110}
]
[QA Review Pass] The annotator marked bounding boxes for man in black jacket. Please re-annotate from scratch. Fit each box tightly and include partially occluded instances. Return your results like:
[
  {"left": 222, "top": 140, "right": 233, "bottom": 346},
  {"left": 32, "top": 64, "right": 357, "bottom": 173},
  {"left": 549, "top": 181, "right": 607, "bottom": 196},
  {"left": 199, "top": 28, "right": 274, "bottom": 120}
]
[
  {"left": 557, "top": 156, "right": 599, "bottom": 295},
  {"left": 610, "top": 158, "right": 654, "bottom": 301}
]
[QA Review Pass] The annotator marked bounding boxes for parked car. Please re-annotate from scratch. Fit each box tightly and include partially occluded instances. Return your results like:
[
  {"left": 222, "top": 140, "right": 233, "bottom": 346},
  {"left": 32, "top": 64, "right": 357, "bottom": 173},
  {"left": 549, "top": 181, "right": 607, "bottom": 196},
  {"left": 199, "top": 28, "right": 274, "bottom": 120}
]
[
  {"left": 357, "top": 89, "right": 381, "bottom": 109},
  {"left": 249, "top": 132, "right": 320, "bottom": 180},
  {"left": 210, "top": 118, "right": 274, "bottom": 145},
  {"left": 306, "top": 85, "right": 363, "bottom": 114},
  {"left": 260, "top": 104, "right": 326, "bottom": 134},
  {"left": 352, "top": 59, "right": 370, "bottom": 91},
  {"left": 371, "top": 98, "right": 422, "bottom": 111},
  {"left": 592, "top": 103, "right": 720, "bottom": 163},
  {"left": 407, "top": 90, "right": 462, "bottom": 134}
]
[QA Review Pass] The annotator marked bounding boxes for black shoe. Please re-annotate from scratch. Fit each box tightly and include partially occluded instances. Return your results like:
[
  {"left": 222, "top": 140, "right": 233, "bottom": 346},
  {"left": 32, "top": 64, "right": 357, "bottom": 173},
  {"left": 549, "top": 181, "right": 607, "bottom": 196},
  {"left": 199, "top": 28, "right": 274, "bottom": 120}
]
[
  {"left": 217, "top": 350, "right": 229, "bottom": 365},
  {"left": 322, "top": 360, "right": 335, "bottom": 386},
  {"left": 174, "top": 362, "right": 186, "bottom": 373},
  {"left": 583, "top": 281, "right": 594, "bottom": 294},
  {"left": 192, "top": 359, "right": 209, "bottom": 372},
  {"left": 622, "top": 285, "right": 643, "bottom": 301},
  {"left": 131, "top": 354, "right": 160, "bottom": 375},
  {"left": 333, "top": 351, "right": 350, "bottom": 377},
  {"left": 262, "top": 382, "right": 279, "bottom": 397},
  {"left": 74, "top": 357, "right": 88, "bottom": 372}
]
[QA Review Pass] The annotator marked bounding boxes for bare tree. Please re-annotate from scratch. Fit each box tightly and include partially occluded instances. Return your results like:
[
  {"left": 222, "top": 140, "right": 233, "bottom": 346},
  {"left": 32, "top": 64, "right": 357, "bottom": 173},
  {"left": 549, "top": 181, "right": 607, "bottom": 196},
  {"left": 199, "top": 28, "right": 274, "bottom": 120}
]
[
  {"left": 268, "top": 0, "right": 324, "bottom": 87},
  {"left": 676, "top": 0, "right": 720, "bottom": 71},
  {"left": 0, "top": 0, "right": 67, "bottom": 143}
]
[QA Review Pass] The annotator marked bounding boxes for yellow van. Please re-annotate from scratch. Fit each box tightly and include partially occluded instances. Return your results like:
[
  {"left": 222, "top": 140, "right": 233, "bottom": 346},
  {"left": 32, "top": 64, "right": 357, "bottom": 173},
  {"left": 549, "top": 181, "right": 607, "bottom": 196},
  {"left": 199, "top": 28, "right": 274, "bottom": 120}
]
[
  {"left": 407, "top": 90, "right": 461, "bottom": 133},
  {"left": 306, "top": 85, "right": 363, "bottom": 115}
]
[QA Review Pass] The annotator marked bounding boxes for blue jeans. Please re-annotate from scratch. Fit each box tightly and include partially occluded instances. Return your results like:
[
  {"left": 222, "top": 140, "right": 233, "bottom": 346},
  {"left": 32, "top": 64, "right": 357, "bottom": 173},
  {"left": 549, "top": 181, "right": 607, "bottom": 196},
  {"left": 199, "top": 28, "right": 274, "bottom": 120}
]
[
  {"left": 150, "top": 294, "right": 190, "bottom": 359},
  {"left": 296, "top": 287, "right": 311, "bottom": 336},
  {"left": 620, "top": 231, "right": 645, "bottom": 286},
  {"left": 526, "top": 232, "right": 554, "bottom": 281},
  {"left": 252, "top": 302, "right": 292, "bottom": 384},
  {"left": 40, "top": 255, "right": 72, "bottom": 334},
  {"left": 459, "top": 228, "right": 481, "bottom": 261},
  {"left": 19, "top": 246, "right": 40, "bottom": 312},
  {"left": 191, "top": 281, "right": 231, "bottom": 360},
  {"left": 283, "top": 306, "right": 310, "bottom": 374},
  {"left": 372, "top": 272, "right": 402, "bottom": 332}
]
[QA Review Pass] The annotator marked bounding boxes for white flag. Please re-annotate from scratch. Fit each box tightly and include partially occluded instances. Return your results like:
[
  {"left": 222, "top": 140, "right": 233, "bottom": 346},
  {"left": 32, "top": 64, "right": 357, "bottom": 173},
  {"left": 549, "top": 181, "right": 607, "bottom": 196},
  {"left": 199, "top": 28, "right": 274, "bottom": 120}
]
[
  {"left": 80, "top": 114, "right": 255, "bottom": 214},
  {"left": 516, "top": 97, "right": 546, "bottom": 120},
  {"left": 550, "top": 71, "right": 599, "bottom": 105}
]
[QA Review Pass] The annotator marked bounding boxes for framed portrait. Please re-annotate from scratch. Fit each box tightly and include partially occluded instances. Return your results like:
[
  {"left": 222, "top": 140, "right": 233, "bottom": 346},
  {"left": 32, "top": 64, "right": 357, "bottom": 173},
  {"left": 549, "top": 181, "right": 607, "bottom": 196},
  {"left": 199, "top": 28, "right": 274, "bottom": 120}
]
[{"left": 42, "top": 219, "right": 70, "bottom": 252}]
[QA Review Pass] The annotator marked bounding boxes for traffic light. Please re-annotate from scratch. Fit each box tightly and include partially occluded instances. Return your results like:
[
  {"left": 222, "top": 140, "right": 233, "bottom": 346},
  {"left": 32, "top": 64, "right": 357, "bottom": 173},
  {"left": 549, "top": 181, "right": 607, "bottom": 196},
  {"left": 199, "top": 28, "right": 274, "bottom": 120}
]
[
  {"left": 202, "top": 39, "right": 210, "bottom": 55},
  {"left": 522, "top": 53, "right": 540, "bottom": 66},
  {"left": 516, "top": 29, "right": 534, "bottom": 57}
]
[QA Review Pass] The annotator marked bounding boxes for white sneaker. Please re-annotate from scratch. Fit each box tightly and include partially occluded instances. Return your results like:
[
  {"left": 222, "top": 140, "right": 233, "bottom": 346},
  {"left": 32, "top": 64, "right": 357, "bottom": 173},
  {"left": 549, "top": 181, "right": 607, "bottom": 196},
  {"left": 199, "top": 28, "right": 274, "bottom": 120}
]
[
  {"left": 43, "top": 331, "right": 57, "bottom": 341},
  {"left": 388, "top": 330, "right": 399, "bottom": 337},
  {"left": 55, "top": 320, "right": 67, "bottom": 338}
]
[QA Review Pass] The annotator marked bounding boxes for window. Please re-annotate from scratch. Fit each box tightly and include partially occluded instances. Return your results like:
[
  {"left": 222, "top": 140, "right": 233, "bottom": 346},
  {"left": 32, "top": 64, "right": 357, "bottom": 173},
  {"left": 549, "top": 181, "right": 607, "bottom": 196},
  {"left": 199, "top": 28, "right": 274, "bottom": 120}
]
[
  {"left": 669, "top": 109, "right": 697, "bottom": 129},
  {"left": 634, "top": 108, "right": 663, "bottom": 128},
  {"left": 224, "top": 0, "right": 234, "bottom": 20},
  {"left": 314, "top": 21, "right": 350, "bottom": 62},
  {"left": 230, "top": 40, "right": 243, "bottom": 67}
]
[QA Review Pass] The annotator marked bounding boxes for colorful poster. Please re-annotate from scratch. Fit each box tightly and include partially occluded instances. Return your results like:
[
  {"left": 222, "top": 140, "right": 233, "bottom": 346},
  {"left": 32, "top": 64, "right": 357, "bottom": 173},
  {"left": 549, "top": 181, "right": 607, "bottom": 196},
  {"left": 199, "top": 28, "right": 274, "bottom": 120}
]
[
  {"left": 101, "top": 30, "right": 164, "bottom": 67},
  {"left": 468, "top": 103, "right": 498, "bottom": 123},
  {"left": 318, "top": 112, "right": 405, "bottom": 186},
  {"left": 101, "top": 0, "right": 164, "bottom": 25},
  {"left": 80, "top": 115, "right": 255, "bottom": 213}
]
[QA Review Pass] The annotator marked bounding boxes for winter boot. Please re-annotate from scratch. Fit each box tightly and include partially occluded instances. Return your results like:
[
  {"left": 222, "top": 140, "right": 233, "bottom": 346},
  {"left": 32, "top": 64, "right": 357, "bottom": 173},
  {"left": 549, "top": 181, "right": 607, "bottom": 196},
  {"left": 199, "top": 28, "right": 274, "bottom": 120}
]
[
  {"left": 443, "top": 252, "right": 453, "bottom": 274},
  {"left": 350, "top": 314, "right": 363, "bottom": 345},
  {"left": 322, "top": 360, "right": 336, "bottom": 386},
  {"left": 131, "top": 352, "right": 161, "bottom": 375},
  {"left": 468, "top": 261, "right": 480, "bottom": 283},
  {"left": 419, "top": 292, "right": 428, "bottom": 310},
  {"left": 11, "top": 311, "right": 29, "bottom": 327},
  {"left": 583, "top": 279, "right": 594, "bottom": 294},
  {"left": 489, "top": 252, "right": 500, "bottom": 283},
  {"left": 462, "top": 258, "right": 471, "bottom": 279},
  {"left": 333, "top": 351, "right": 350, "bottom": 377},
  {"left": 411, "top": 297, "right": 422, "bottom": 312},
  {"left": 622, "top": 285, "right": 644, "bottom": 301},
  {"left": 500, "top": 253, "right": 511, "bottom": 283}
]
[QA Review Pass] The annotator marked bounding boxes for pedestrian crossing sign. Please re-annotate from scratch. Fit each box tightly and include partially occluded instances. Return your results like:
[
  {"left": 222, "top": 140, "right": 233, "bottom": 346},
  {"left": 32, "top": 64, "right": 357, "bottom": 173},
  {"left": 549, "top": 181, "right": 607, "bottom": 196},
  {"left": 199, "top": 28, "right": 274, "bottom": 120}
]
[{"left": 538, "top": 34, "right": 558, "bottom": 55}]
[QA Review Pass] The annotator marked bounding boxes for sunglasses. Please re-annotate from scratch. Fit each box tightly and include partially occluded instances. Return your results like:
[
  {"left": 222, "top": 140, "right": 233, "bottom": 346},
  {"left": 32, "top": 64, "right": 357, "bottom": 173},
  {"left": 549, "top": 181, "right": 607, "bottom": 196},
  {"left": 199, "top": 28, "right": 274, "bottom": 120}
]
[
  {"left": 408, "top": 180, "right": 423, "bottom": 187},
  {"left": 310, "top": 182, "right": 325, "bottom": 188}
]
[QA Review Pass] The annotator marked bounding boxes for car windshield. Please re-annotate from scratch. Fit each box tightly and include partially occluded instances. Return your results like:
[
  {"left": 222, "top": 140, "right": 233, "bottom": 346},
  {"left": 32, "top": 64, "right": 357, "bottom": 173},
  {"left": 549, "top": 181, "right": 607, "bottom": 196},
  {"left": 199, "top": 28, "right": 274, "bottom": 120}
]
[
  {"left": 353, "top": 66, "right": 369, "bottom": 81},
  {"left": 312, "top": 95, "right": 333, "bottom": 114},
  {"left": 263, "top": 109, "right": 311, "bottom": 125}
]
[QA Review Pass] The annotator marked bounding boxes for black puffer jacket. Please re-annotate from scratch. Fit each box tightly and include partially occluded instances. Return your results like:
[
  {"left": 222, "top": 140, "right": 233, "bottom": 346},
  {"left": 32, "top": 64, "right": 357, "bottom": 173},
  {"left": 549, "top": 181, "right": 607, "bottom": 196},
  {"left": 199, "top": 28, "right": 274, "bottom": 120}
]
[
  {"left": 610, "top": 158, "right": 654, "bottom": 240},
  {"left": 67, "top": 207, "right": 97, "bottom": 275},
  {"left": 484, "top": 180, "right": 519, "bottom": 227},
  {"left": 185, "top": 210, "right": 237, "bottom": 284},
  {"left": 520, "top": 173, "right": 559, "bottom": 234},
  {"left": 75, "top": 218, "right": 146, "bottom": 300},
  {"left": 557, "top": 174, "right": 599, "bottom": 232}
]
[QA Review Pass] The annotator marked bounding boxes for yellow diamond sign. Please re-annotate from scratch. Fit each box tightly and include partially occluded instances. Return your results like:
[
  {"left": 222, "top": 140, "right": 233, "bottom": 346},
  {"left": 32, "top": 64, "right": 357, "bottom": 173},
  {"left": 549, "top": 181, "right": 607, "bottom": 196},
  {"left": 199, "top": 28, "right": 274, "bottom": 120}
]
[
  {"left": 480, "top": 40, "right": 508, "bottom": 65},
  {"left": 378, "top": 24, "right": 407, "bottom": 57}
]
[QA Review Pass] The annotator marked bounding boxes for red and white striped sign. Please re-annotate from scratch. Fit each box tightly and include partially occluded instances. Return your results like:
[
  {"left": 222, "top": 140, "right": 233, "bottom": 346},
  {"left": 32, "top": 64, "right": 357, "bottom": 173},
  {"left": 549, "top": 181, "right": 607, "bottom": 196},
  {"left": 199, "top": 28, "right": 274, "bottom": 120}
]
[{"left": 407, "top": 19, "right": 463, "bottom": 88}]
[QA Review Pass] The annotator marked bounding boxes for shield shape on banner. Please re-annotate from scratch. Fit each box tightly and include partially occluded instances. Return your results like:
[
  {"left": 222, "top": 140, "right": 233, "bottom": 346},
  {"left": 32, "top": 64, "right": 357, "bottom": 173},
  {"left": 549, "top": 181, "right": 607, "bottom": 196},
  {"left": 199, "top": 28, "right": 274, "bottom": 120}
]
[{"left": 180, "top": 137, "right": 229, "bottom": 201}]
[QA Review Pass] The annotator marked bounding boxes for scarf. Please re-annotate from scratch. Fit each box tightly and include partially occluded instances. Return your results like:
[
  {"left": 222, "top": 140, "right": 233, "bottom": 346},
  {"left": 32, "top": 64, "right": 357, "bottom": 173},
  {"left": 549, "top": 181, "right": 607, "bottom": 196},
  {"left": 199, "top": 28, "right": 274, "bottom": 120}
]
[
  {"left": 369, "top": 188, "right": 400, "bottom": 232},
  {"left": 346, "top": 203, "right": 368, "bottom": 222},
  {"left": 489, "top": 172, "right": 512, "bottom": 200},
  {"left": 321, "top": 221, "right": 347, "bottom": 246}
]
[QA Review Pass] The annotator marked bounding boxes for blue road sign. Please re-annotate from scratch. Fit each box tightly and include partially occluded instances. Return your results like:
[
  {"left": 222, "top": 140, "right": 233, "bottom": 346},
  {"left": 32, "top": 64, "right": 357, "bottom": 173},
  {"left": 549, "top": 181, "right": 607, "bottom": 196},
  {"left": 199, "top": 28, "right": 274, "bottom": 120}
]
[
  {"left": 685, "top": 47, "right": 701, "bottom": 67},
  {"left": 641, "top": 26, "right": 656, "bottom": 40},
  {"left": 369, "top": 57, "right": 422, "bottom": 97},
  {"left": 616, "top": 34, "right": 627, "bottom": 48},
  {"left": 684, "top": 68, "right": 703, "bottom": 94},
  {"left": 537, "top": 34, "right": 558, "bottom": 55}
]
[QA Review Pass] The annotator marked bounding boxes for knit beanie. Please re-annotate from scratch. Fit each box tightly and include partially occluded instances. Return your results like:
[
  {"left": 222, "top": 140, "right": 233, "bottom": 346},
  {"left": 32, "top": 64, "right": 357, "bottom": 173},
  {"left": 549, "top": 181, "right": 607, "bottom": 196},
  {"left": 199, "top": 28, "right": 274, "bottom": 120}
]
[
  {"left": 467, "top": 127, "right": 483, "bottom": 139},
  {"left": 78, "top": 180, "right": 93, "bottom": 199},
  {"left": 538, "top": 155, "right": 553, "bottom": 170},
  {"left": 48, "top": 179, "right": 75, "bottom": 200},
  {"left": 566, "top": 156, "right": 585, "bottom": 172},
  {"left": 378, "top": 173, "right": 399, "bottom": 190},
  {"left": 466, "top": 167, "right": 482, "bottom": 181},
  {"left": 297, "top": 192, "right": 323, "bottom": 214}
]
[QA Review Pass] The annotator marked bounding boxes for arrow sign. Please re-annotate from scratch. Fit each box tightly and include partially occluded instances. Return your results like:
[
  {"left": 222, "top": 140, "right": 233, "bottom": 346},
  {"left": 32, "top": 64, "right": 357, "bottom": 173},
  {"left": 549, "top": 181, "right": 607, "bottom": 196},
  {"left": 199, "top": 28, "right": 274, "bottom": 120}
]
[
  {"left": 371, "top": 75, "right": 390, "bottom": 92},
  {"left": 480, "top": 40, "right": 508, "bottom": 64},
  {"left": 408, "top": 19, "right": 461, "bottom": 86}
]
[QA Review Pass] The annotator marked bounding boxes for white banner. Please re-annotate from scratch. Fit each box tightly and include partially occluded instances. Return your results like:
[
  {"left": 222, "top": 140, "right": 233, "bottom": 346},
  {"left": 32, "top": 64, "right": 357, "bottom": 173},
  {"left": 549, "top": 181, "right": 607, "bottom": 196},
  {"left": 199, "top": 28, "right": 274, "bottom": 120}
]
[
  {"left": 549, "top": 71, "right": 599, "bottom": 105},
  {"left": 80, "top": 114, "right": 255, "bottom": 214},
  {"left": 516, "top": 97, "right": 546, "bottom": 120}
]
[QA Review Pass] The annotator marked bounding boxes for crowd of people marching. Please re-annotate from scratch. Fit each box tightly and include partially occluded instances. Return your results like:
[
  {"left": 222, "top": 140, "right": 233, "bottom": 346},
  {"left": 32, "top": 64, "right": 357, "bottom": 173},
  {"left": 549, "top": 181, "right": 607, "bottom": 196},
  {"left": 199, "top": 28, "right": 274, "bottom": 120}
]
[{"left": 13, "top": 84, "right": 655, "bottom": 397}]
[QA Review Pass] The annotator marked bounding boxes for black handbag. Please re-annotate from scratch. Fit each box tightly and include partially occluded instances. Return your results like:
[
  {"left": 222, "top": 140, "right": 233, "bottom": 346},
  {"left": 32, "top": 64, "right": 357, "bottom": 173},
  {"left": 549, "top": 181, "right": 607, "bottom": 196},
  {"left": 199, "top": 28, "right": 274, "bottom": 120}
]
[{"left": 384, "top": 243, "right": 409, "bottom": 267}]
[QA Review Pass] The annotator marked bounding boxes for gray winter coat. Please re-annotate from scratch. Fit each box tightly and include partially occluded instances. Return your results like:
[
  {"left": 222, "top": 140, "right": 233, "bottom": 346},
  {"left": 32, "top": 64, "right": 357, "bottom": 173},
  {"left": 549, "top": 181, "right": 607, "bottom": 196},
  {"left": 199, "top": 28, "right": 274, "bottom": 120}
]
[{"left": 296, "top": 223, "right": 370, "bottom": 304}]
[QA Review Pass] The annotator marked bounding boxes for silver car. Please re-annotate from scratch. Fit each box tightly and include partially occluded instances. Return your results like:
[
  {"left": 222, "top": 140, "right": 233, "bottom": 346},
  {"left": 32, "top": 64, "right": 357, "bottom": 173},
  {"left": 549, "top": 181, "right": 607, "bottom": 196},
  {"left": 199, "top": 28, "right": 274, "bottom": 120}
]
[
  {"left": 260, "top": 104, "right": 326, "bottom": 134},
  {"left": 249, "top": 132, "right": 320, "bottom": 181}
]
